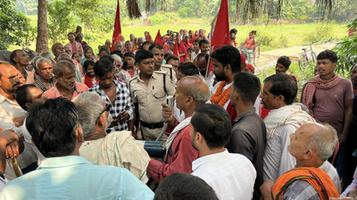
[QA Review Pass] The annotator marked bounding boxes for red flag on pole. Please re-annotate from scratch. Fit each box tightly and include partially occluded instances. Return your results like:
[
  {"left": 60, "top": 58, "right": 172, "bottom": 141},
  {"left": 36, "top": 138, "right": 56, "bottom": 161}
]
[
  {"left": 111, "top": 0, "right": 123, "bottom": 52},
  {"left": 210, "top": 0, "right": 230, "bottom": 49},
  {"left": 207, "top": 0, "right": 230, "bottom": 75},
  {"left": 173, "top": 38, "right": 180, "bottom": 59},
  {"left": 154, "top": 30, "right": 164, "bottom": 46},
  {"left": 173, "top": 38, "right": 188, "bottom": 63},
  {"left": 145, "top": 32, "right": 153, "bottom": 42}
]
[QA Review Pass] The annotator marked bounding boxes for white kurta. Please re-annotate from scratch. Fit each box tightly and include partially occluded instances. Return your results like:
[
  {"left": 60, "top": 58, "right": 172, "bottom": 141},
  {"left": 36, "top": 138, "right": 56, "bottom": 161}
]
[{"left": 192, "top": 150, "right": 256, "bottom": 200}]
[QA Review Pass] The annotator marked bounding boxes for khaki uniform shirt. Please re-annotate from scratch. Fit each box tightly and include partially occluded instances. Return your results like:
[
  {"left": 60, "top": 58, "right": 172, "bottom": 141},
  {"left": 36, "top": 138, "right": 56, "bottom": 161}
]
[
  {"left": 160, "top": 64, "right": 177, "bottom": 84},
  {"left": 129, "top": 71, "right": 175, "bottom": 139}
]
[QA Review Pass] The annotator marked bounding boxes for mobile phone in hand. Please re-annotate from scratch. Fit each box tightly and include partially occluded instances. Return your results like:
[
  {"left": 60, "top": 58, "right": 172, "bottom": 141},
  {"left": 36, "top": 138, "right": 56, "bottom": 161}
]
[{"left": 166, "top": 95, "right": 174, "bottom": 108}]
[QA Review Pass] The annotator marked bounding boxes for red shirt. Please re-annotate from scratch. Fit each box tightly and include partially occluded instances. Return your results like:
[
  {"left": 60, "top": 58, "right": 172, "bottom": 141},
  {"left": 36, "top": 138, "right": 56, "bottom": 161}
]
[
  {"left": 148, "top": 125, "right": 199, "bottom": 182},
  {"left": 84, "top": 75, "right": 98, "bottom": 88},
  {"left": 244, "top": 37, "right": 255, "bottom": 49},
  {"left": 127, "top": 68, "right": 135, "bottom": 77}
]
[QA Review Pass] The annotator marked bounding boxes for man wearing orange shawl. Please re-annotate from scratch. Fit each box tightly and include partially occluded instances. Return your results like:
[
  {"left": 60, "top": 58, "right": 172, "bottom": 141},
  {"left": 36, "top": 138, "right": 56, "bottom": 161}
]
[
  {"left": 209, "top": 46, "right": 241, "bottom": 121},
  {"left": 271, "top": 123, "right": 341, "bottom": 200}
]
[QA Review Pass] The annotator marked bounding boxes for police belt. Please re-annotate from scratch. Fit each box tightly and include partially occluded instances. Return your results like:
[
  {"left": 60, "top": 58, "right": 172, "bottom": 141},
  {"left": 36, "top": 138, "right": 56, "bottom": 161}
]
[{"left": 140, "top": 120, "right": 165, "bottom": 129}]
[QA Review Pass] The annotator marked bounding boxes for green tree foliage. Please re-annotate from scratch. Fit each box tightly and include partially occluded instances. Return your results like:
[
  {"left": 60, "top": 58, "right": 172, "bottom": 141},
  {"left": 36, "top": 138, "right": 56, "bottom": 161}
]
[
  {"left": 176, "top": 0, "right": 218, "bottom": 18},
  {"left": 334, "top": 17, "right": 357, "bottom": 74},
  {"left": 48, "top": 0, "right": 116, "bottom": 44},
  {"left": 281, "top": 0, "right": 315, "bottom": 21},
  {"left": 0, "top": 0, "right": 35, "bottom": 49},
  {"left": 48, "top": 0, "right": 73, "bottom": 42}
]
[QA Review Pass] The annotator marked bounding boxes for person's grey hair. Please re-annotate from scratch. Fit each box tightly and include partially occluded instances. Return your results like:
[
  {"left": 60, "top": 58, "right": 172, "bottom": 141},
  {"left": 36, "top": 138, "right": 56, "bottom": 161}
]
[
  {"left": 73, "top": 92, "right": 106, "bottom": 138},
  {"left": 307, "top": 123, "right": 338, "bottom": 161},
  {"left": 183, "top": 76, "right": 210, "bottom": 105},
  {"left": 53, "top": 60, "right": 75, "bottom": 77},
  {"left": 35, "top": 57, "right": 53, "bottom": 71},
  {"left": 111, "top": 54, "right": 122, "bottom": 64},
  {"left": 57, "top": 53, "right": 72, "bottom": 61}
]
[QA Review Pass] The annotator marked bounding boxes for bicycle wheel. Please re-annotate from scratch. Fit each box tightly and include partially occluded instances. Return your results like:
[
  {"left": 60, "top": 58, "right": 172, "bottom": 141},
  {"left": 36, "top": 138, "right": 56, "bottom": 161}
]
[{"left": 310, "top": 51, "right": 317, "bottom": 63}]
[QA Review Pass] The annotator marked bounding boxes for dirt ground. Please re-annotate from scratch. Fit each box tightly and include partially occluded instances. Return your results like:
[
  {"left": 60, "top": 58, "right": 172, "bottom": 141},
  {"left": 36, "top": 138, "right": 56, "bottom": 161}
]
[{"left": 254, "top": 42, "right": 337, "bottom": 73}]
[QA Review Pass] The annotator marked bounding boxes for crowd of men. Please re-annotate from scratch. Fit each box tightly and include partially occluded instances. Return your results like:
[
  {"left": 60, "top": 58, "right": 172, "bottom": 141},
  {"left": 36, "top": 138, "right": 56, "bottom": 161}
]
[{"left": 0, "top": 27, "right": 356, "bottom": 200}]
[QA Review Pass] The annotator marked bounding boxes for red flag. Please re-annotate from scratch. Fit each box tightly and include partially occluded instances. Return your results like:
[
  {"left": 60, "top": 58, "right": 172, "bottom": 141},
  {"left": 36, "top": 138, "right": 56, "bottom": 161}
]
[
  {"left": 145, "top": 32, "right": 152, "bottom": 42},
  {"left": 111, "top": 0, "right": 123, "bottom": 52},
  {"left": 210, "top": 0, "right": 230, "bottom": 49},
  {"left": 206, "top": 0, "right": 230, "bottom": 75},
  {"left": 154, "top": 30, "right": 164, "bottom": 46},
  {"left": 173, "top": 37, "right": 189, "bottom": 63}
]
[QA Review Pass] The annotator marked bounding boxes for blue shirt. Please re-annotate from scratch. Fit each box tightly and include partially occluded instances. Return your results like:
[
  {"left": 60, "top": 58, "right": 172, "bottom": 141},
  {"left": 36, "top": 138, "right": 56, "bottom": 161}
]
[{"left": 0, "top": 156, "right": 154, "bottom": 200}]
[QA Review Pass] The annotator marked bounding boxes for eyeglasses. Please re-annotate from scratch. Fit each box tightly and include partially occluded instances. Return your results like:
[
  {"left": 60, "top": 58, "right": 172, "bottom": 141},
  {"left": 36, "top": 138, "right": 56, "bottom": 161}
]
[{"left": 96, "top": 104, "right": 111, "bottom": 123}]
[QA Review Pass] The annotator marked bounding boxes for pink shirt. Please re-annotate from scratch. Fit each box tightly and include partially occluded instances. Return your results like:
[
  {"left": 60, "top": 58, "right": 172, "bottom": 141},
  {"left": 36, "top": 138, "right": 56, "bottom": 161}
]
[
  {"left": 244, "top": 37, "right": 255, "bottom": 49},
  {"left": 65, "top": 41, "right": 84, "bottom": 55},
  {"left": 43, "top": 82, "right": 88, "bottom": 100},
  {"left": 312, "top": 79, "right": 353, "bottom": 135},
  {"left": 147, "top": 125, "right": 199, "bottom": 182}
]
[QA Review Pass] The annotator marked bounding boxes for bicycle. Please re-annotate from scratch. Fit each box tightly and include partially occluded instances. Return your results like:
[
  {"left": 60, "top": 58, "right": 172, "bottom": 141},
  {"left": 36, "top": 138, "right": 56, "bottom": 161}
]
[{"left": 297, "top": 44, "right": 317, "bottom": 72}]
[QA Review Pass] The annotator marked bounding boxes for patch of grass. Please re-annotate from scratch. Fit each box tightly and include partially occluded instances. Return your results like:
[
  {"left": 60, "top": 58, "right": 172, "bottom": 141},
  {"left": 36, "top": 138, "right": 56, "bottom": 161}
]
[
  {"left": 235, "top": 23, "right": 347, "bottom": 51},
  {"left": 16, "top": 13, "right": 347, "bottom": 54}
]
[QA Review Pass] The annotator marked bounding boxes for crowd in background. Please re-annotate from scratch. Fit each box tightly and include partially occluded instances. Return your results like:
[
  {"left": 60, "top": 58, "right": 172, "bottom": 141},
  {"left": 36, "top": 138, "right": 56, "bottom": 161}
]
[{"left": 0, "top": 25, "right": 356, "bottom": 200}]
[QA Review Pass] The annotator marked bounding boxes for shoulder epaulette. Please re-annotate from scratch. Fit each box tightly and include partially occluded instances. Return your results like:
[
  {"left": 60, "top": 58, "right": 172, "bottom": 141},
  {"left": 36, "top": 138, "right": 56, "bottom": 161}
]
[
  {"left": 154, "top": 70, "right": 166, "bottom": 74},
  {"left": 161, "top": 64, "right": 173, "bottom": 69},
  {"left": 129, "top": 76, "right": 139, "bottom": 85}
]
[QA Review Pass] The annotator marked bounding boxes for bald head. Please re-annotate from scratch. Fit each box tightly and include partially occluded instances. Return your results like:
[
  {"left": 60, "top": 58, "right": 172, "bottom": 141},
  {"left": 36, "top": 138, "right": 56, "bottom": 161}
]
[
  {"left": 0, "top": 63, "right": 21, "bottom": 78},
  {"left": 305, "top": 123, "right": 338, "bottom": 161},
  {"left": 290, "top": 123, "right": 338, "bottom": 165},
  {"left": 178, "top": 76, "right": 210, "bottom": 105}
]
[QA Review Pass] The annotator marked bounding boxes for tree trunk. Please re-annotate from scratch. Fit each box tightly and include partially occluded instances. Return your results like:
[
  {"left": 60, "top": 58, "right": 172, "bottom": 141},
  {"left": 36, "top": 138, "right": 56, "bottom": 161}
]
[
  {"left": 145, "top": 0, "right": 150, "bottom": 13},
  {"left": 160, "top": 0, "right": 165, "bottom": 11},
  {"left": 126, "top": 0, "right": 142, "bottom": 18},
  {"left": 36, "top": 0, "right": 49, "bottom": 53},
  {"left": 235, "top": 0, "right": 240, "bottom": 23}
]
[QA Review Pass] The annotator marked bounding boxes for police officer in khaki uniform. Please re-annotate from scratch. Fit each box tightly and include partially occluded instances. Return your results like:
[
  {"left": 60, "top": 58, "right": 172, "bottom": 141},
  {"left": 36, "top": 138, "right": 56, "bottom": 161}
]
[
  {"left": 129, "top": 50, "right": 175, "bottom": 140},
  {"left": 149, "top": 44, "right": 177, "bottom": 84}
]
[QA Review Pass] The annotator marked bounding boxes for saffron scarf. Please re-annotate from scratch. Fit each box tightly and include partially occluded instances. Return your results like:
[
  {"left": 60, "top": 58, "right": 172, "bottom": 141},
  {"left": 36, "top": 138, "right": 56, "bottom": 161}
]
[
  {"left": 210, "top": 81, "right": 232, "bottom": 107},
  {"left": 272, "top": 167, "right": 339, "bottom": 200}
]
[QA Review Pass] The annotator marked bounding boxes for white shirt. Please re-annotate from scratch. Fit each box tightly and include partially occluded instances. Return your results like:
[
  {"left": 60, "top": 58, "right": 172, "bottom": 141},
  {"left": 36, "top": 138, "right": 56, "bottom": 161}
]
[
  {"left": 320, "top": 161, "right": 341, "bottom": 193},
  {"left": 0, "top": 176, "right": 7, "bottom": 191},
  {"left": 263, "top": 124, "right": 296, "bottom": 181},
  {"left": 263, "top": 104, "right": 315, "bottom": 181},
  {"left": 191, "top": 51, "right": 200, "bottom": 61},
  {"left": 205, "top": 72, "right": 216, "bottom": 94},
  {"left": 192, "top": 150, "right": 256, "bottom": 200},
  {"left": 0, "top": 95, "right": 37, "bottom": 180},
  {"left": 173, "top": 100, "right": 185, "bottom": 123},
  {"left": 15, "top": 119, "right": 46, "bottom": 165},
  {"left": 0, "top": 95, "right": 26, "bottom": 129}
]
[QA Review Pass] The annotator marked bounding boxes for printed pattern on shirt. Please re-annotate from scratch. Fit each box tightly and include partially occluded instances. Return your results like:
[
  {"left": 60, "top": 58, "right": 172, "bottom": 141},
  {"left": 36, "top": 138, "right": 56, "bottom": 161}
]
[{"left": 90, "top": 80, "right": 133, "bottom": 133}]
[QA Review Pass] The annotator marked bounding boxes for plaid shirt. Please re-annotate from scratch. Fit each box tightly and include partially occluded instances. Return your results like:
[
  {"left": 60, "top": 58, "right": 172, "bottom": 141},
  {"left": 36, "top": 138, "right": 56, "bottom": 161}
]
[{"left": 90, "top": 80, "right": 133, "bottom": 133}]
